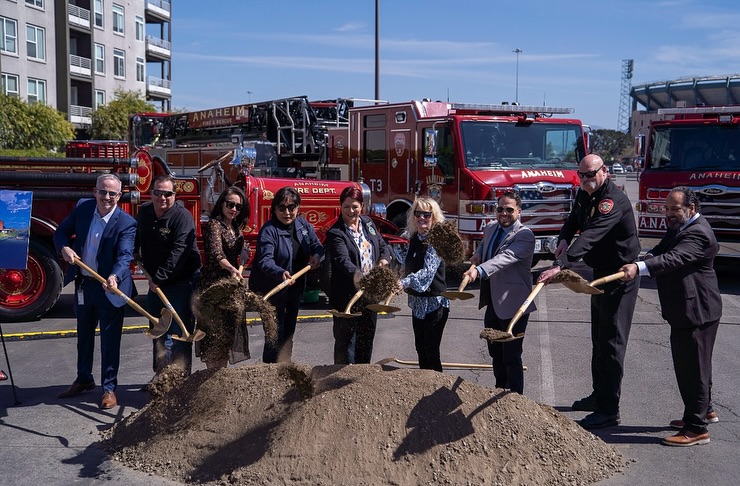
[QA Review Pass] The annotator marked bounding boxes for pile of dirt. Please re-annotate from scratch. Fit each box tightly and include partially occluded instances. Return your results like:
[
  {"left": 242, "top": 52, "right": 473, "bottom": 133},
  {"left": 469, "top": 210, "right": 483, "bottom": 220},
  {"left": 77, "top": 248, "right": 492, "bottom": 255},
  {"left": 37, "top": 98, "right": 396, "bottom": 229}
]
[{"left": 102, "top": 364, "right": 624, "bottom": 485}]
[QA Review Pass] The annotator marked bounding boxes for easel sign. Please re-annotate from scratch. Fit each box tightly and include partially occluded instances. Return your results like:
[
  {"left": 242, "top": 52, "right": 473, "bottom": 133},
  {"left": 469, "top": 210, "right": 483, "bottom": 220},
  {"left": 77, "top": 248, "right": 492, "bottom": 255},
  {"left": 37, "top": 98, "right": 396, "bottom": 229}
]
[{"left": 0, "top": 190, "right": 32, "bottom": 270}]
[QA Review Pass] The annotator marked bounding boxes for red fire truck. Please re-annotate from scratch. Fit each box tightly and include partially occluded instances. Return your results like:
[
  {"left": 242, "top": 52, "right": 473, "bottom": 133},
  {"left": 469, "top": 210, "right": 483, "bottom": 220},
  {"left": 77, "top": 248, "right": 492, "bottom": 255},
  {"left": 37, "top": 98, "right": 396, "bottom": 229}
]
[
  {"left": 635, "top": 106, "right": 740, "bottom": 258},
  {"left": 324, "top": 100, "right": 589, "bottom": 258}
]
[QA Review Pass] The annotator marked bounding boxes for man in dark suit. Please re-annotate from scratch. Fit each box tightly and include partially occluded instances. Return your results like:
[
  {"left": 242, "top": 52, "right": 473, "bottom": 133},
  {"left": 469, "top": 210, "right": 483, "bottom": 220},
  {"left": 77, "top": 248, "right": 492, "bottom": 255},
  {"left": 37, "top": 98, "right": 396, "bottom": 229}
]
[
  {"left": 54, "top": 174, "right": 137, "bottom": 410},
  {"left": 620, "top": 186, "right": 721, "bottom": 446}
]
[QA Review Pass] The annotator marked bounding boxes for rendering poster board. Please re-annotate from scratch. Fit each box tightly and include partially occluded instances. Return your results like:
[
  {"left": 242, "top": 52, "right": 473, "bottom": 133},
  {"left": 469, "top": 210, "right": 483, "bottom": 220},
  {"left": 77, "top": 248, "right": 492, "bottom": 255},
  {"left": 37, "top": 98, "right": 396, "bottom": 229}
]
[{"left": 0, "top": 190, "right": 32, "bottom": 270}]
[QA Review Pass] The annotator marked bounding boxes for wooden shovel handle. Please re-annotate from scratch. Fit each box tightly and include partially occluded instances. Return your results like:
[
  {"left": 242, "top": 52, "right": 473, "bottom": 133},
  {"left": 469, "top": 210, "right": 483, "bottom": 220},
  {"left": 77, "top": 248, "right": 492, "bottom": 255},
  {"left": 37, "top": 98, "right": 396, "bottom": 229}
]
[
  {"left": 505, "top": 282, "right": 545, "bottom": 334},
  {"left": 589, "top": 271, "right": 626, "bottom": 287},
  {"left": 73, "top": 257, "right": 159, "bottom": 325},
  {"left": 263, "top": 264, "right": 312, "bottom": 301},
  {"left": 343, "top": 289, "right": 365, "bottom": 314},
  {"left": 457, "top": 264, "right": 477, "bottom": 292},
  {"left": 152, "top": 287, "right": 190, "bottom": 338}
]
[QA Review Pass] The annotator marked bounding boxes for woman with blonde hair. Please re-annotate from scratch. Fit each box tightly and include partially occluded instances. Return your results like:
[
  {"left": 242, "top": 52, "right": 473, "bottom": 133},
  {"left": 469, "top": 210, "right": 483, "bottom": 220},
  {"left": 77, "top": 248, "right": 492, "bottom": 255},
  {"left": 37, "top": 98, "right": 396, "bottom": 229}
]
[{"left": 398, "top": 197, "right": 449, "bottom": 372}]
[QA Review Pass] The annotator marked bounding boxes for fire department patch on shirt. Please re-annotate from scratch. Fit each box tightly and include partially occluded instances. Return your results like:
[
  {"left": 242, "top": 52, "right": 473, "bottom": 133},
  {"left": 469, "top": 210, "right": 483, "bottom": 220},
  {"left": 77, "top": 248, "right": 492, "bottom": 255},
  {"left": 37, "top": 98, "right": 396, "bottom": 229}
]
[{"left": 598, "top": 199, "right": 614, "bottom": 214}]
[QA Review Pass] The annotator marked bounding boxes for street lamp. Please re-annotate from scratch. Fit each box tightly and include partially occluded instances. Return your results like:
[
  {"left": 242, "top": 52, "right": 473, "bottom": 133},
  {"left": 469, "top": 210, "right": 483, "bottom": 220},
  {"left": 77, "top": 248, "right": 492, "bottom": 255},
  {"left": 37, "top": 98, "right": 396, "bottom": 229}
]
[{"left": 513, "top": 48, "right": 523, "bottom": 103}]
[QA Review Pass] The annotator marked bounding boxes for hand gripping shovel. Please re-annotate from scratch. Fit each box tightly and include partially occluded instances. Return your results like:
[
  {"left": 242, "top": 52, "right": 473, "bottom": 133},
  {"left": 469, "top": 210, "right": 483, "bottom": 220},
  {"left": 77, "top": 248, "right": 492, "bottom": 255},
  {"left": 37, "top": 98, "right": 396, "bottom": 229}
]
[
  {"left": 137, "top": 264, "right": 205, "bottom": 342},
  {"left": 366, "top": 291, "right": 401, "bottom": 313},
  {"left": 72, "top": 257, "right": 171, "bottom": 338},
  {"left": 552, "top": 269, "right": 626, "bottom": 295},
  {"left": 262, "top": 264, "right": 312, "bottom": 301},
  {"left": 442, "top": 264, "right": 476, "bottom": 300},
  {"left": 480, "top": 282, "right": 544, "bottom": 343},
  {"left": 329, "top": 289, "right": 364, "bottom": 318}
]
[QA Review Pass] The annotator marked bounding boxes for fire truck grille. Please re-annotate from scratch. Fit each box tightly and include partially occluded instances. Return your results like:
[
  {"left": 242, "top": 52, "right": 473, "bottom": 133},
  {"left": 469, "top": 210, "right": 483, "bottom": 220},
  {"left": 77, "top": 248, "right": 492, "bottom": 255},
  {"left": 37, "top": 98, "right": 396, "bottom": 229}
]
[
  {"left": 694, "top": 187, "right": 740, "bottom": 232},
  {"left": 515, "top": 184, "right": 574, "bottom": 228}
]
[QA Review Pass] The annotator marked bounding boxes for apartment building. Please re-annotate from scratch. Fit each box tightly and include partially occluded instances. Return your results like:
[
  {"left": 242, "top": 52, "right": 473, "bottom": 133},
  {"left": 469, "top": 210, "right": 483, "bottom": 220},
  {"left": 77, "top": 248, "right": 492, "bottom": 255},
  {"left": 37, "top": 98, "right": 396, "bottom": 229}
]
[{"left": 0, "top": 0, "right": 171, "bottom": 135}]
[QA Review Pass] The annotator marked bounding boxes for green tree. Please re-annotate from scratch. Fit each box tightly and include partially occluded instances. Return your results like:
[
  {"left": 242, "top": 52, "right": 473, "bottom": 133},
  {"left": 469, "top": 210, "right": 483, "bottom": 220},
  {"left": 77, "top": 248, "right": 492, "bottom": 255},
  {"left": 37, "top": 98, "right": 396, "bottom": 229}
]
[
  {"left": 91, "top": 89, "right": 157, "bottom": 140},
  {"left": 590, "top": 129, "right": 634, "bottom": 162},
  {"left": 0, "top": 94, "right": 74, "bottom": 152}
]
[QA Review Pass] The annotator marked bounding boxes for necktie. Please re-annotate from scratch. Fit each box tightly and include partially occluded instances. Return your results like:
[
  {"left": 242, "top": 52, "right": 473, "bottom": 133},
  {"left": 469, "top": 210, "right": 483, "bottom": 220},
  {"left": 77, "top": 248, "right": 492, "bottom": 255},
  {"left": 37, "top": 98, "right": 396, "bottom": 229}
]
[{"left": 487, "top": 227, "right": 505, "bottom": 260}]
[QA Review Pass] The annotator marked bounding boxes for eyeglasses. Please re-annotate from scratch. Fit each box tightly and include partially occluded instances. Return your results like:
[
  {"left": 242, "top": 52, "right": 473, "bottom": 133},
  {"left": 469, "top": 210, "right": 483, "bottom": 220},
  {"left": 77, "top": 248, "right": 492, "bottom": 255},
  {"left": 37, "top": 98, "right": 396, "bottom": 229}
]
[
  {"left": 96, "top": 188, "right": 120, "bottom": 198},
  {"left": 577, "top": 164, "right": 604, "bottom": 179},
  {"left": 224, "top": 201, "right": 243, "bottom": 211},
  {"left": 152, "top": 189, "right": 175, "bottom": 198},
  {"left": 496, "top": 206, "right": 516, "bottom": 214},
  {"left": 413, "top": 210, "right": 432, "bottom": 219},
  {"left": 277, "top": 204, "right": 298, "bottom": 213}
]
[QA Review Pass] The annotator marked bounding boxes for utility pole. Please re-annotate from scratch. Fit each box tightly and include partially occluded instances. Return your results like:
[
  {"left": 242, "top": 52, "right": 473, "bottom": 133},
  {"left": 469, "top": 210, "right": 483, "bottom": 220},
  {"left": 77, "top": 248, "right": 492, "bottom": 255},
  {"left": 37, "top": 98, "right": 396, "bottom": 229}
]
[
  {"left": 513, "top": 48, "right": 523, "bottom": 103},
  {"left": 375, "top": 0, "right": 380, "bottom": 102}
]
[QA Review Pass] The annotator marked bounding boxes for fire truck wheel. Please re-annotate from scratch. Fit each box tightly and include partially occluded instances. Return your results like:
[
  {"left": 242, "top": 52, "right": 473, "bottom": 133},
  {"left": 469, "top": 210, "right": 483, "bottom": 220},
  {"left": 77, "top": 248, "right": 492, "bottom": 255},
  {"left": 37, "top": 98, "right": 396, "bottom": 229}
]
[{"left": 0, "top": 239, "right": 63, "bottom": 322}]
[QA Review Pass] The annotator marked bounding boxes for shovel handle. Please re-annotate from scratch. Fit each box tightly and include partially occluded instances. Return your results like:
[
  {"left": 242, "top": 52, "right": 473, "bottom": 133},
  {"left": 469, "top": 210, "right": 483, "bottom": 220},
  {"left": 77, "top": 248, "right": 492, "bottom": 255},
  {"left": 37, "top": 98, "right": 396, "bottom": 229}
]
[
  {"left": 263, "top": 264, "right": 312, "bottom": 301},
  {"left": 73, "top": 257, "right": 160, "bottom": 325},
  {"left": 236, "top": 265, "right": 244, "bottom": 279},
  {"left": 505, "top": 282, "right": 545, "bottom": 334},
  {"left": 137, "top": 261, "right": 189, "bottom": 338},
  {"left": 457, "top": 264, "right": 477, "bottom": 292},
  {"left": 343, "top": 289, "right": 365, "bottom": 314},
  {"left": 589, "top": 271, "right": 626, "bottom": 287}
]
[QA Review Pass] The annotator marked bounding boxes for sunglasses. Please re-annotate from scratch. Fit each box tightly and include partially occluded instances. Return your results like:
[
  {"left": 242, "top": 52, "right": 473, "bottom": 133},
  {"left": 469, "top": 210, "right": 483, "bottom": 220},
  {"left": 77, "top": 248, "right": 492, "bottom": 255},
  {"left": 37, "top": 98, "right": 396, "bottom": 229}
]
[
  {"left": 277, "top": 204, "right": 298, "bottom": 213},
  {"left": 152, "top": 189, "right": 175, "bottom": 198},
  {"left": 96, "top": 188, "right": 120, "bottom": 198},
  {"left": 224, "top": 201, "right": 243, "bottom": 211},
  {"left": 413, "top": 210, "right": 432, "bottom": 219},
  {"left": 496, "top": 206, "right": 516, "bottom": 214},
  {"left": 577, "top": 164, "right": 604, "bottom": 179}
]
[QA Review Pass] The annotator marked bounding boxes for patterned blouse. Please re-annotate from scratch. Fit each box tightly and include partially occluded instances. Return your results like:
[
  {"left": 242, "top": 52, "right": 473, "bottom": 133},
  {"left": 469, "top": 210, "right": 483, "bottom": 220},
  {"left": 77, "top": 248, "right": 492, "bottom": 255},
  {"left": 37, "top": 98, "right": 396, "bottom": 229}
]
[
  {"left": 400, "top": 233, "right": 450, "bottom": 319},
  {"left": 197, "top": 217, "right": 244, "bottom": 290},
  {"left": 348, "top": 224, "right": 374, "bottom": 275}
]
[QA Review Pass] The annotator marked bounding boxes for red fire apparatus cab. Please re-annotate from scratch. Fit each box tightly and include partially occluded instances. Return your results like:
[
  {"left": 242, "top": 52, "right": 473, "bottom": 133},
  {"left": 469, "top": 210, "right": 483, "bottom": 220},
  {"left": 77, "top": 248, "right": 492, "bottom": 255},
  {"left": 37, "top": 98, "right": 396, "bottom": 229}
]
[
  {"left": 635, "top": 106, "right": 740, "bottom": 258},
  {"left": 325, "top": 100, "right": 588, "bottom": 258}
]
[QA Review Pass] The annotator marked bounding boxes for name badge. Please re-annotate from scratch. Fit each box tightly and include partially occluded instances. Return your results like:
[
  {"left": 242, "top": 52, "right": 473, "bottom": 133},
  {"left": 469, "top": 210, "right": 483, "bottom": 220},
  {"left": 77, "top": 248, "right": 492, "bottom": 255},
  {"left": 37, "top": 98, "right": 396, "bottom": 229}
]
[{"left": 77, "top": 288, "right": 85, "bottom": 306}]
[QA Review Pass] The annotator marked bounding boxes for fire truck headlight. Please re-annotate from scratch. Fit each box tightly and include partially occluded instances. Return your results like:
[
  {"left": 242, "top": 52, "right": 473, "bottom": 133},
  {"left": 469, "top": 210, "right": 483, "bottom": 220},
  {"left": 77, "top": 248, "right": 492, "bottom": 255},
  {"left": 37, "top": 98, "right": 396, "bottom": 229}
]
[{"left": 545, "top": 236, "right": 559, "bottom": 254}]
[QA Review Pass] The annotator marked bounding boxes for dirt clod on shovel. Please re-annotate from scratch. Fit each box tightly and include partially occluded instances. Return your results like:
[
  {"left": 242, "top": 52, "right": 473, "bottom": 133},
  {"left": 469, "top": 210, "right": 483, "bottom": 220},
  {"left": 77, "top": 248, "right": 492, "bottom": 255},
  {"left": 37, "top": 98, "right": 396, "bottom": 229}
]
[{"left": 427, "top": 220, "right": 465, "bottom": 264}]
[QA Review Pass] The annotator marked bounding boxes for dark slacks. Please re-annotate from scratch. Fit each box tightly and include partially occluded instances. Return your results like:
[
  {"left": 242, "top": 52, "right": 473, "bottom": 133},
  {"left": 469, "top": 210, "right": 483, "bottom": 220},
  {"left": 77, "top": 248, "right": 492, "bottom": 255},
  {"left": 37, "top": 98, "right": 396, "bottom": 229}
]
[
  {"left": 589, "top": 274, "right": 638, "bottom": 415},
  {"left": 333, "top": 308, "right": 378, "bottom": 364},
  {"left": 146, "top": 278, "right": 196, "bottom": 375},
  {"left": 484, "top": 305, "right": 530, "bottom": 394},
  {"left": 670, "top": 319, "right": 719, "bottom": 434},
  {"left": 263, "top": 283, "right": 303, "bottom": 363},
  {"left": 73, "top": 278, "right": 125, "bottom": 392},
  {"left": 412, "top": 306, "right": 449, "bottom": 372}
]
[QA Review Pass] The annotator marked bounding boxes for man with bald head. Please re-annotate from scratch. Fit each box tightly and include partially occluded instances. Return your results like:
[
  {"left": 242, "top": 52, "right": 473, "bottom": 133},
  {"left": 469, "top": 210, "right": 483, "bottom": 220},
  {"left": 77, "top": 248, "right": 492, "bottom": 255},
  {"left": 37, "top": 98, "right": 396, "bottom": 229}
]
[{"left": 538, "top": 154, "right": 640, "bottom": 429}]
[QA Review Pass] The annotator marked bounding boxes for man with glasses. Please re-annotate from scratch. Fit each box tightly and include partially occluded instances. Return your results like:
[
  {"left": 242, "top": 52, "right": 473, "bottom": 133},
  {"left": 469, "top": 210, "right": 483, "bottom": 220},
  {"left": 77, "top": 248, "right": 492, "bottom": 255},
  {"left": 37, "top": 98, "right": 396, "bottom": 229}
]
[
  {"left": 136, "top": 175, "right": 201, "bottom": 381},
  {"left": 464, "top": 191, "right": 535, "bottom": 394},
  {"left": 54, "top": 174, "right": 137, "bottom": 410},
  {"left": 538, "top": 154, "right": 640, "bottom": 429}
]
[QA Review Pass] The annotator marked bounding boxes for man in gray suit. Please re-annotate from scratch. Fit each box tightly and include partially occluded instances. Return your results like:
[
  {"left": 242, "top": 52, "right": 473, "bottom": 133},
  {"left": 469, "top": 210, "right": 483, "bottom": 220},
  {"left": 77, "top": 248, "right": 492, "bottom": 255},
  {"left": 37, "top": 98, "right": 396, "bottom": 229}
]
[
  {"left": 464, "top": 191, "right": 535, "bottom": 394},
  {"left": 620, "top": 186, "right": 721, "bottom": 447}
]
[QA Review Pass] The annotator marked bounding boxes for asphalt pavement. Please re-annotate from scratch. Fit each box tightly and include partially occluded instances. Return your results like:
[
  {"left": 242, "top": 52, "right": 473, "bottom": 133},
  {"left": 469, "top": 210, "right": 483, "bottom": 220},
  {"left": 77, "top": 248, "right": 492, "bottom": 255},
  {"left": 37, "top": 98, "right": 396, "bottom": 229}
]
[{"left": 1, "top": 175, "right": 739, "bottom": 485}]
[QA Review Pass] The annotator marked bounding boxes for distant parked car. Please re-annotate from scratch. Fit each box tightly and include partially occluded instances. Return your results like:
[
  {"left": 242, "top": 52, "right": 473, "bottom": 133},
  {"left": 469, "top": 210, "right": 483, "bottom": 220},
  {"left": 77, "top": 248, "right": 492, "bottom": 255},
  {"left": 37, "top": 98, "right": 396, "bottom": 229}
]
[
  {"left": 611, "top": 163, "right": 625, "bottom": 174},
  {"left": 626, "top": 165, "right": 634, "bottom": 172}
]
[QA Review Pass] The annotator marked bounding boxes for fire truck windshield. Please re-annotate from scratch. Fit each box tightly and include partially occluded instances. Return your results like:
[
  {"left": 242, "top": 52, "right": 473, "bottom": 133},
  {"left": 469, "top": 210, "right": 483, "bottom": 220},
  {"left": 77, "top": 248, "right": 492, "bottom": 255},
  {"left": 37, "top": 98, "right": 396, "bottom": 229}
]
[
  {"left": 647, "top": 125, "right": 740, "bottom": 171},
  {"left": 460, "top": 121, "right": 582, "bottom": 171}
]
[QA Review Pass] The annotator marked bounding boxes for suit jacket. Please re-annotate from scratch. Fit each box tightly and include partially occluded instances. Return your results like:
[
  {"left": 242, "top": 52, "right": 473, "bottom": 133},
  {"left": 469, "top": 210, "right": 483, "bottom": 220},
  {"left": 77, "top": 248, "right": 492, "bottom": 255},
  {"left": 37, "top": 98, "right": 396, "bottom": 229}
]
[
  {"left": 54, "top": 199, "right": 137, "bottom": 307},
  {"left": 325, "top": 215, "right": 391, "bottom": 309},
  {"left": 645, "top": 215, "right": 722, "bottom": 328},
  {"left": 475, "top": 219, "right": 536, "bottom": 319}
]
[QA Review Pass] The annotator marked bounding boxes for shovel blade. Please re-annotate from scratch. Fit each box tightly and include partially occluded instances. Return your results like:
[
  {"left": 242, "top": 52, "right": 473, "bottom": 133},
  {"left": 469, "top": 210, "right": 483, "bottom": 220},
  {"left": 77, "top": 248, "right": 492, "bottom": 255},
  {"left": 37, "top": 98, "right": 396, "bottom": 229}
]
[
  {"left": 328, "top": 309, "right": 362, "bottom": 318},
  {"left": 145, "top": 308, "right": 172, "bottom": 339},
  {"left": 441, "top": 290, "right": 475, "bottom": 300},
  {"left": 366, "top": 304, "right": 401, "bottom": 313},
  {"left": 172, "top": 329, "right": 206, "bottom": 342}
]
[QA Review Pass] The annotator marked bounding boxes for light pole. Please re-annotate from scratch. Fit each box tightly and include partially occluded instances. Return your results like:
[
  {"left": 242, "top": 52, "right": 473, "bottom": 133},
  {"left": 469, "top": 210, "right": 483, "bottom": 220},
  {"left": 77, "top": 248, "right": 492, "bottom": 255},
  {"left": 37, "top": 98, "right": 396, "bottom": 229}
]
[
  {"left": 513, "top": 48, "right": 523, "bottom": 103},
  {"left": 247, "top": 91, "right": 252, "bottom": 103}
]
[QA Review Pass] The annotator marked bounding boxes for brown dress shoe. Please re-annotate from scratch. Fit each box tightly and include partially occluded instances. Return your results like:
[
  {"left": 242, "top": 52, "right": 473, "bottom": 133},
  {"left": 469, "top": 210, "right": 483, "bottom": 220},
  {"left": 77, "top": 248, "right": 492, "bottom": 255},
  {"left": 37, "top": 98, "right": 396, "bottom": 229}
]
[
  {"left": 100, "top": 391, "right": 117, "bottom": 409},
  {"left": 669, "top": 411, "right": 719, "bottom": 430},
  {"left": 662, "top": 429, "right": 710, "bottom": 447},
  {"left": 57, "top": 381, "right": 96, "bottom": 398}
]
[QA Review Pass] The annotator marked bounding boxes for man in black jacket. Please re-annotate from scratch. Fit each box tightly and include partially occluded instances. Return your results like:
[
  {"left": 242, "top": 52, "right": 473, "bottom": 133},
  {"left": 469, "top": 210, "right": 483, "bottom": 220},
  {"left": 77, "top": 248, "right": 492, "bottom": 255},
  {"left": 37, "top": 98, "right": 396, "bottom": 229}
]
[
  {"left": 538, "top": 154, "right": 640, "bottom": 429},
  {"left": 620, "top": 187, "right": 721, "bottom": 446}
]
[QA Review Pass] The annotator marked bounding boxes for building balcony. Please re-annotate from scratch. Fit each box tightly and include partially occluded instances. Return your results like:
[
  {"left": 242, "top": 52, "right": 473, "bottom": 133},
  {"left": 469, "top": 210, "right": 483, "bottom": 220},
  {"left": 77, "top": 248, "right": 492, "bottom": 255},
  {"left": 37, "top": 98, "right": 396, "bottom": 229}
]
[
  {"left": 146, "top": 0, "right": 171, "bottom": 21},
  {"left": 146, "top": 35, "right": 171, "bottom": 59},
  {"left": 147, "top": 76, "right": 171, "bottom": 97},
  {"left": 70, "top": 54, "right": 92, "bottom": 77},
  {"left": 68, "top": 4, "right": 91, "bottom": 30},
  {"left": 70, "top": 104, "right": 92, "bottom": 126}
]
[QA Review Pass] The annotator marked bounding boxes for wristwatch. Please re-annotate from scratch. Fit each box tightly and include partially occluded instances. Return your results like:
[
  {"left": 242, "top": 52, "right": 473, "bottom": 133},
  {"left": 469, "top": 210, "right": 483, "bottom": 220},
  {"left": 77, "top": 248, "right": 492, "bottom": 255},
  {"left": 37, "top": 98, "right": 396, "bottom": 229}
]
[{"left": 553, "top": 259, "right": 566, "bottom": 269}]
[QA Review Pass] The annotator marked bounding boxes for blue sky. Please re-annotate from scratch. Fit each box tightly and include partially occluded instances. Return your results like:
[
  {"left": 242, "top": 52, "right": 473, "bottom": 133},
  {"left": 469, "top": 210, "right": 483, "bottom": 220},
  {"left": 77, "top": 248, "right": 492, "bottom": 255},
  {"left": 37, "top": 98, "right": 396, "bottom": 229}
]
[{"left": 171, "top": 0, "right": 740, "bottom": 130}]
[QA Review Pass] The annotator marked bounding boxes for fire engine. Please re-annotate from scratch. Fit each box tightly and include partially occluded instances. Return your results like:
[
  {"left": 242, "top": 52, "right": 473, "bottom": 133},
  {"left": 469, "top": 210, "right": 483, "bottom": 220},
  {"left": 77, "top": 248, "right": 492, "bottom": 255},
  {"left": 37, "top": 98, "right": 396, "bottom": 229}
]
[
  {"left": 635, "top": 106, "right": 740, "bottom": 258},
  {"left": 324, "top": 100, "right": 589, "bottom": 257}
]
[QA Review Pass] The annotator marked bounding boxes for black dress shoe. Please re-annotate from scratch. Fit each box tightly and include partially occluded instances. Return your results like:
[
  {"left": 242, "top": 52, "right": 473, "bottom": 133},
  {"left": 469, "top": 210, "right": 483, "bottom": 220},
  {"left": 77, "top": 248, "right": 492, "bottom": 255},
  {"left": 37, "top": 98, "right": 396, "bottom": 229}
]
[
  {"left": 580, "top": 412, "right": 620, "bottom": 429},
  {"left": 57, "top": 381, "right": 96, "bottom": 398},
  {"left": 572, "top": 393, "right": 597, "bottom": 412}
]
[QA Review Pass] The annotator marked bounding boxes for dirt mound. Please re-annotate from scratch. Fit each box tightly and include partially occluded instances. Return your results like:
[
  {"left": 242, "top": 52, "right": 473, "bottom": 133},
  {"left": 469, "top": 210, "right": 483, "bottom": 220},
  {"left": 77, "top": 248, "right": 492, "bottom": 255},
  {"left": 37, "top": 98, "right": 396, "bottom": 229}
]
[{"left": 102, "top": 364, "right": 624, "bottom": 485}]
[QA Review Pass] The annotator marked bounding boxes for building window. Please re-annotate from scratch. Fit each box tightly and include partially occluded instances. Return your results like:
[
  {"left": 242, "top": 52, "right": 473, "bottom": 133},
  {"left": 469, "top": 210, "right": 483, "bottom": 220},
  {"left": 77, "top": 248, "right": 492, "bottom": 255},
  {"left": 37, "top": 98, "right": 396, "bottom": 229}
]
[
  {"left": 136, "top": 57, "right": 145, "bottom": 82},
  {"left": 113, "top": 48, "right": 125, "bottom": 78},
  {"left": 25, "top": 0, "right": 44, "bottom": 8},
  {"left": 94, "top": 43, "right": 105, "bottom": 74},
  {"left": 94, "top": 0, "right": 103, "bottom": 28},
  {"left": 26, "top": 24, "right": 45, "bottom": 61},
  {"left": 112, "top": 4, "right": 124, "bottom": 34},
  {"left": 1, "top": 73, "right": 19, "bottom": 96},
  {"left": 135, "top": 15, "right": 144, "bottom": 41},
  {"left": 27, "top": 78, "right": 46, "bottom": 104},
  {"left": 1, "top": 17, "right": 17, "bottom": 54},
  {"left": 95, "top": 90, "right": 106, "bottom": 109}
]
